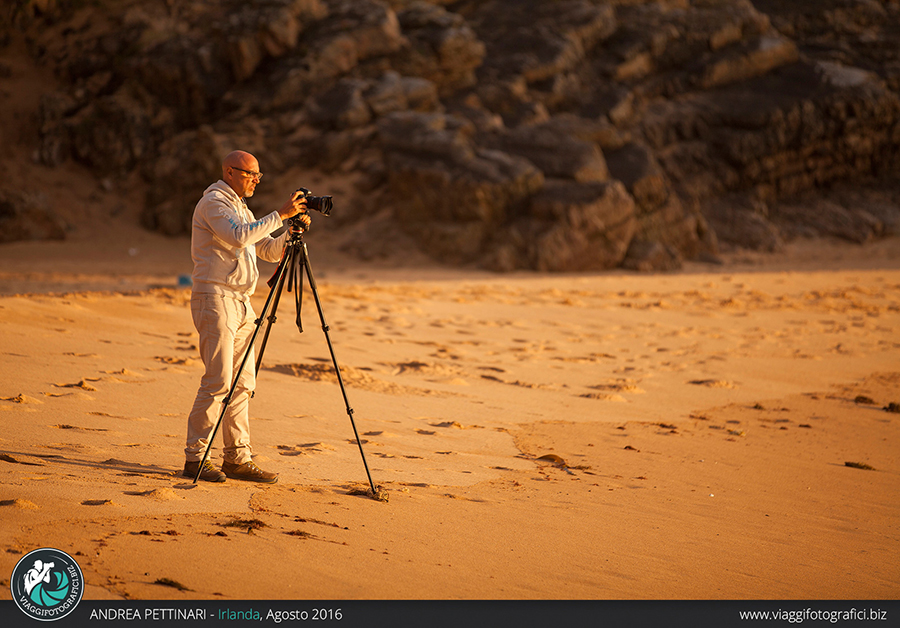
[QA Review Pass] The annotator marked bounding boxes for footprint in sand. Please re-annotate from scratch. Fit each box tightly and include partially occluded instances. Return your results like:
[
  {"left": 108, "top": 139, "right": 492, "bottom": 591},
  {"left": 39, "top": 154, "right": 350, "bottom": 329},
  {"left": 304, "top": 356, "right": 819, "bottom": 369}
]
[
  {"left": 479, "top": 374, "right": 558, "bottom": 391},
  {"left": 154, "top": 356, "right": 197, "bottom": 367},
  {"left": 123, "top": 488, "right": 182, "bottom": 501},
  {"left": 277, "top": 442, "right": 336, "bottom": 456},
  {"left": 384, "top": 361, "right": 470, "bottom": 385},
  {"left": 580, "top": 392, "right": 627, "bottom": 402},
  {"left": 1, "top": 394, "right": 43, "bottom": 404},
  {"left": 43, "top": 391, "right": 94, "bottom": 400},
  {"left": 175, "top": 340, "right": 197, "bottom": 351},
  {"left": 420, "top": 345, "right": 464, "bottom": 362},
  {"left": 53, "top": 379, "right": 100, "bottom": 391},
  {"left": 102, "top": 369, "right": 146, "bottom": 383},
  {"left": 588, "top": 380, "right": 645, "bottom": 394},
  {"left": 386, "top": 361, "right": 466, "bottom": 378},
  {"left": 0, "top": 498, "right": 40, "bottom": 509},
  {"left": 553, "top": 353, "right": 617, "bottom": 364},
  {"left": 581, "top": 377, "right": 647, "bottom": 401},
  {"left": 430, "top": 421, "right": 461, "bottom": 429},
  {"left": 52, "top": 424, "right": 109, "bottom": 432},
  {"left": 536, "top": 454, "right": 568, "bottom": 466},
  {"left": 688, "top": 379, "right": 736, "bottom": 388},
  {"left": 428, "top": 421, "right": 484, "bottom": 431},
  {"left": 100, "top": 458, "right": 153, "bottom": 472},
  {"left": 90, "top": 411, "right": 149, "bottom": 422}
]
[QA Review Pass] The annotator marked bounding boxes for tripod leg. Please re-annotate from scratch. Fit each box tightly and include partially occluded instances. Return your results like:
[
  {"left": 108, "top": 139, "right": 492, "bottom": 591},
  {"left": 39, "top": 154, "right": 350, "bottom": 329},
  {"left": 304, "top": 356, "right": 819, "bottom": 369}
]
[
  {"left": 294, "top": 254, "right": 304, "bottom": 332},
  {"left": 298, "top": 239, "right": 378, "bottom": 496},
  {"left": 193, "top": 242, "right": 295, "bottom": 484},
  {"left": 255, "top": 245, "right": 294, "bottom": 374}
]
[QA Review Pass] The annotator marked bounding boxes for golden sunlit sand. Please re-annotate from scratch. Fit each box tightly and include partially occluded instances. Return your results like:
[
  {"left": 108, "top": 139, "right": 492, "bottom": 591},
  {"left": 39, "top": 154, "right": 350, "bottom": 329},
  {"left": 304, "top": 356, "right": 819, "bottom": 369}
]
[{"left": 1, "top": 228, "right": 898, "bottom": 600}]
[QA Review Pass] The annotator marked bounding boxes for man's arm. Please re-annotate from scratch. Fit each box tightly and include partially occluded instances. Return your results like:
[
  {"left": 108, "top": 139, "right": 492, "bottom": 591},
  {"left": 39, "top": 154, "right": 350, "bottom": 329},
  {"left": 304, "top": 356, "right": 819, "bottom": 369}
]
[
  {"left": 200, "top": 197, "right": 283, "bottom": 249},
  {"left": 256, "top": 231, "right": 288, "bottom": 263},
  {"left": 256, "top": 191, "right": 312, "bottom": 262}
]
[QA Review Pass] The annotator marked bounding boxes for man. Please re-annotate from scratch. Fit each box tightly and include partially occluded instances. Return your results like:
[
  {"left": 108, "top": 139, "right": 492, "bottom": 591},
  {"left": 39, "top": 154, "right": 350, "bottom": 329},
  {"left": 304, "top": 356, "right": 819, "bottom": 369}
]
[
  {"left": 24, "top": 560, "right": 54, "bottom": 596},
  {"left": 184, "top": 150, "right": 310, "bottom": 483}
]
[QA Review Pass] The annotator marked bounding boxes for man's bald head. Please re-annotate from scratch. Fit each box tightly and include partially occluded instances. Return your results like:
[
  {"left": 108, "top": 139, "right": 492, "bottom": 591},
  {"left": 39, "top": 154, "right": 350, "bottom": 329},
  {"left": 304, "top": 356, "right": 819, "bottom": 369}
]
[
  {"left": 222, "top": 150, "right": 262, "bottom": 199},
  {"left": 222, "top": 150, "right": 257, "bottom": 173}
]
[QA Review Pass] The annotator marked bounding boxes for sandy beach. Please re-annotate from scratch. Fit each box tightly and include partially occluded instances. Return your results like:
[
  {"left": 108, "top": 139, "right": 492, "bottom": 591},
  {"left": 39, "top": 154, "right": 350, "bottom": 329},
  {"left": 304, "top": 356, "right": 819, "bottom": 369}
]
[{"left": 1, "top": 212, "right": 898, "bottom": 602}]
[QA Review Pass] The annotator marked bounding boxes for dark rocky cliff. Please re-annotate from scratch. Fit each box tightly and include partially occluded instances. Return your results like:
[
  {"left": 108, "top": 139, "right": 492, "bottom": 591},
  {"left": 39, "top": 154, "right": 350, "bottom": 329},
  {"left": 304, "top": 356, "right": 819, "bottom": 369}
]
[{"left": 3, "top": 0, "right": 899, "bottom": 270}]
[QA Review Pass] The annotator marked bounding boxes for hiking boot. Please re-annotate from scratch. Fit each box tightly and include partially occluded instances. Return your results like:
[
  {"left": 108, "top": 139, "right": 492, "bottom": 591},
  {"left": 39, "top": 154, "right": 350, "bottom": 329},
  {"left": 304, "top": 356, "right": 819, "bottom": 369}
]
[
  {"left": 222, "top": 460, "right": 278, "bottom": 484},
  {"left": 183, "top": 460, "right": 226, "bottom": 483}
]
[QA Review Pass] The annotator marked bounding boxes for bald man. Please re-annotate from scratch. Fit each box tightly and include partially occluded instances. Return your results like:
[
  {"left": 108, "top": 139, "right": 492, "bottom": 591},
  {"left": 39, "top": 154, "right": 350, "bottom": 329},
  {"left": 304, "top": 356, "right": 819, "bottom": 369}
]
[{"left": 184, "top": 150, "right": 310, "bottom": 483}]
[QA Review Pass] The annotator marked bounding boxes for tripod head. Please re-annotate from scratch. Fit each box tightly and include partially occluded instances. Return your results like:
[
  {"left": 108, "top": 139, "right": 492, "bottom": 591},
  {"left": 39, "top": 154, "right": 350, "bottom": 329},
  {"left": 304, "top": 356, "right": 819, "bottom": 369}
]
[{"left": 287, "top": 216, "right": 307, "bottom": 234}]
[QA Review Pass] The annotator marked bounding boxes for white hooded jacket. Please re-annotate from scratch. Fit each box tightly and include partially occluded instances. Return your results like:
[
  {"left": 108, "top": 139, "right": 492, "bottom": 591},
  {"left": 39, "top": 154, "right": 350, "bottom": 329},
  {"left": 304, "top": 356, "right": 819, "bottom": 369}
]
[{"left": 190, "top": 180, "right": 287, "bottom": 300}]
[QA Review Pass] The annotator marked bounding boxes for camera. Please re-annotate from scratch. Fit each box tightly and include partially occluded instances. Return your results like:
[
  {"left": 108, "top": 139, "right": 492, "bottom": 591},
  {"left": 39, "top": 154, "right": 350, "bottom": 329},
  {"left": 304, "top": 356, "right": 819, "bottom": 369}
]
[{"left": 297, "top": 187, "right": 333, "bottom": 216}]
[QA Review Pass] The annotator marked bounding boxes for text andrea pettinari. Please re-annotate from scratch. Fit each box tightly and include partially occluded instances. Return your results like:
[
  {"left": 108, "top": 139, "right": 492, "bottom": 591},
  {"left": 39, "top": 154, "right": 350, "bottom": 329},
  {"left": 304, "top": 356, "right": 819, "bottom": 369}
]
[{"left": 90, "top": 608, "right": 207, "bottom": 620}]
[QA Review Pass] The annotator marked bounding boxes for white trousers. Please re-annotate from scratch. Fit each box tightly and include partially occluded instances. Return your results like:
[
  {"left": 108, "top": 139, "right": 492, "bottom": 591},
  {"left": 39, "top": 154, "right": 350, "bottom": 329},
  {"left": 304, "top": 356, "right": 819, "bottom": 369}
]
[{"left": 185, "top": 293, "right": 256, "bottom": 464}]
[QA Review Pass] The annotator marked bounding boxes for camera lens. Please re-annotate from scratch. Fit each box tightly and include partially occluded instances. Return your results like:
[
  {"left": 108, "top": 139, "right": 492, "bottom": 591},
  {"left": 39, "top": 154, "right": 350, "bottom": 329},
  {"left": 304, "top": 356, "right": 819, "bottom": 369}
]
[
  {"left": 312, "top": 196, "right": 333, "bottom": 216},
  {"left": 297, "top": 188, "right": 333, "bottom": 216}
]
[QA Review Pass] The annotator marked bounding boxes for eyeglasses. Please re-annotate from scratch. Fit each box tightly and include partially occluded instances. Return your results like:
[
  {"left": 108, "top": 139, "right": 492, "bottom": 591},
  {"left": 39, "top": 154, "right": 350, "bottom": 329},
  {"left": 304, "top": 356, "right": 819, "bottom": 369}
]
[{"left": 231, "top": 167, "right": 263, "bottom": 180}]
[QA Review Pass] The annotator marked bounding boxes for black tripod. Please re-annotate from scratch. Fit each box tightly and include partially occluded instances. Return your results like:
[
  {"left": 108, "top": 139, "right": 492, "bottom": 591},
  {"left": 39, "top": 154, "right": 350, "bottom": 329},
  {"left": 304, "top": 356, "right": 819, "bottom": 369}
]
[{"left": 193, "top": 222, "right": 378, "bottom": 496}]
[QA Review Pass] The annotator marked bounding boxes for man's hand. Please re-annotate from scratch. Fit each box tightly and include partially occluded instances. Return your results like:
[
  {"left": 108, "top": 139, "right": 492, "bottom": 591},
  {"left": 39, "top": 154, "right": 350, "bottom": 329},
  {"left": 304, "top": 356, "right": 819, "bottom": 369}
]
[{"left": 278, "top": 190, "right": 311, "bottom": 227}]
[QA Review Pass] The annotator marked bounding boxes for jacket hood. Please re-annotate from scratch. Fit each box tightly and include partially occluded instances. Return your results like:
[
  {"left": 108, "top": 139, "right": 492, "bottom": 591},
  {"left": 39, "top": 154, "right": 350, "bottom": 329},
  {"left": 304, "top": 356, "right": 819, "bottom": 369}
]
[{"left": 204, "top": 180, "right": 241, "bottom": 202}]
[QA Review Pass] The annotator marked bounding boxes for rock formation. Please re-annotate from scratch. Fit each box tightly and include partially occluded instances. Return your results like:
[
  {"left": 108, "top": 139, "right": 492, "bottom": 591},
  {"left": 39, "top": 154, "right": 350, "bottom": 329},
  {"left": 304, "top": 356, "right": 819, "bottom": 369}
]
[{"left": 2, "top": 0, "right": 898, "bottom": 269}]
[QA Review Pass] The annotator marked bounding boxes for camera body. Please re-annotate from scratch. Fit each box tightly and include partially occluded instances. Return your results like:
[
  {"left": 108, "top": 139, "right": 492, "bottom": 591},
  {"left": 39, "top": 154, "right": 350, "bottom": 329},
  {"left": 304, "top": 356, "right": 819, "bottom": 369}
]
[{"left": 297, "top": 187, "right": 333, "bottom": 216}]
